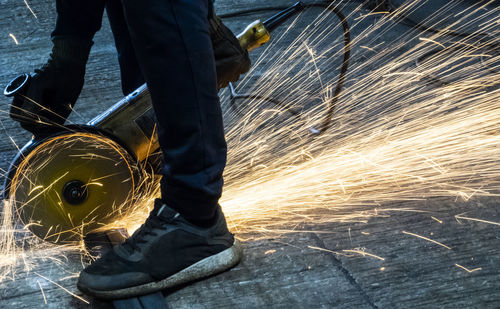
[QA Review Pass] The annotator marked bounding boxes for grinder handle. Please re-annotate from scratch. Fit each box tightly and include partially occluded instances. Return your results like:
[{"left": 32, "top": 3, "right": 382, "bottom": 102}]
[{"left": 4, "top": 74, "right": 31, "bottom": 97}]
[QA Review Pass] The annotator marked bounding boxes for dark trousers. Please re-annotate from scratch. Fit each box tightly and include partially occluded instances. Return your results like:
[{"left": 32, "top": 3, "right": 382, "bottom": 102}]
[{"left": 52, "top": 0, "right": 226, "bottom": 221}]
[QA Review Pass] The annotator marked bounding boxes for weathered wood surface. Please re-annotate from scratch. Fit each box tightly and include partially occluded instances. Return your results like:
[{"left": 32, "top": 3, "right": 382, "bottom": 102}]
[{"left": 1, "top": 0, "right": 499, "bottom": 308}]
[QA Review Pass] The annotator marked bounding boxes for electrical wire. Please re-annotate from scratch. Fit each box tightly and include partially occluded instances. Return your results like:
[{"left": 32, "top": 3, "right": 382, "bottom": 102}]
[
  {"left": 228, "top": 83, "right": 302, "bottom": 118},
  {"left": 382, "top": 1, "right": 499, "bottom": 80},
  {"left": 220, "top": 0, "right": 497, "bottom": 134},
  {"left": 219, "top": 6, "right": 291, "bottom": 19},
  {"left": 218, "top": 1, "right": 359, "bottom": 18},
  {"left": 222, "top": 1, "right": 351, "bottom": 135},
  {"left": 384, "top": 0, "right": 495, "bottom": 40}
]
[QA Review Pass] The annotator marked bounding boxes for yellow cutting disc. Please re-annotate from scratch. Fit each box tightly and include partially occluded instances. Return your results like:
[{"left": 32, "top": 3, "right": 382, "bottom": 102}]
[{"left": 9, "top": 132, "right": 138, "bottom": 244}]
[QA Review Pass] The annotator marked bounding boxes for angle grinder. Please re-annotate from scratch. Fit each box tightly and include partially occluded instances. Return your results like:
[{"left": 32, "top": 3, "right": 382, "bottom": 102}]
[{"left": 3, "top": 3, "right": 304, "bottom": 244}]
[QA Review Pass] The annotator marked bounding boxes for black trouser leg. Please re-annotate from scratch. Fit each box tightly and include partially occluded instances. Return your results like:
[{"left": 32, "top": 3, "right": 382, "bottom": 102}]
[
  {"left": 52, "top": 0, "right": 105, "bottom": 40},
  {"left": 105, "top": 0, "right": 145, "bottom": 95},
  {"left": 121, "top": 0, "right": 226, "bottom": 221},
  {"left": 52, "top": 0, "right": 145, "bottom": 96}
]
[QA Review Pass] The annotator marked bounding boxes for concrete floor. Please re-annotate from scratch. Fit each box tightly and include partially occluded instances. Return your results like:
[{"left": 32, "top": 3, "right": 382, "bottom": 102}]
[{"left": 0, "top": 0, "right": 499, "bottom": 308}]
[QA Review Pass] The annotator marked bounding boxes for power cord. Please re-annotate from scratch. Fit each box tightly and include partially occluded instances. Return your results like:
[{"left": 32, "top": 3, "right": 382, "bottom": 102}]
[
  {"left": 221, "top": 1, "right": 351, "bottom": 135},
  {"left": 381, "top": 0, "right": 495, "bottom": 40}
]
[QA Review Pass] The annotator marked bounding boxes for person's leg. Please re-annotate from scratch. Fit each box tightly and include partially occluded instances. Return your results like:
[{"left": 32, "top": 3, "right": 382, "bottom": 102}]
[
  {"left": 120, "top": 0, "right": 227, "bottom": 223},
  {"left": 105, "top": 0, "right": 145, "bottom": 95},
  {"left": 52, "top": 0, "right": 105, "bottom": 40},
  {"left": 10, "top": 1, "right": 105, "bottom": 134},
  {"left": 77, "top": 0, "right": 240, "bottom": 299}
]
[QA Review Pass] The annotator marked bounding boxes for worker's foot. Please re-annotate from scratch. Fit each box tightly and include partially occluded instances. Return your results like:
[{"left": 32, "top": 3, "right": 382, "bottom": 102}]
[
  {"left": 210, "top": 14, "right": 251, "bottom": 89},
  {"left": 77, "top": 200, "right": 242, "bottom": 299}
]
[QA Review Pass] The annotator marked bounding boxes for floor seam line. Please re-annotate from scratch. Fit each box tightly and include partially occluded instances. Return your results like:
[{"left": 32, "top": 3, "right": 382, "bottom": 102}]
[{"left": 312, "top": 233, "right": 379, "bottom": 309}]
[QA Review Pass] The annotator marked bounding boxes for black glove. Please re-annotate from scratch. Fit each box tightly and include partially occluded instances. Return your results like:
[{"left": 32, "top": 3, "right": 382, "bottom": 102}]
[
  {"left": 209, "top": 14, "right": 251, "bottom": 89},
  {"left": 10, "top": 37, "right": 92, "bottom": 134}
]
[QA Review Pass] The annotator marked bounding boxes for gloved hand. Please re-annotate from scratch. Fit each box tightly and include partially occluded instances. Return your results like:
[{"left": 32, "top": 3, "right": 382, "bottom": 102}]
[
  {"left": 210, "top": 14, "right": 251, "bottom": 89},
  {"left": 10, "top": 37, "right": 92, "bottom": 134}
]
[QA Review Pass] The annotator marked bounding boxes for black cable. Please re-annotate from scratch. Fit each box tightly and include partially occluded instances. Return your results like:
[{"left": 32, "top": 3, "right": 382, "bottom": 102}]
[
  {"left": 224, "top": 2, "right": 351, "bottom": 135},
  {"left": 222, "top": 1, "right": 496, "bottom": 135},
  {"left": 415, "top": 44, "right": 500, "bottom": 87},
  {"left": 219, "top": 6, "right": 290, "bottom": 19},
  {"left": 381, "top": 1, "right": 500, "bottom": 81},
  {"left": 228, "top": 83, "right": 302, "bottom": 118},
  {"left": 307, "top": 3, "right": 350, "bottom": 134},
  {"left": 217, "top": 1, "right": 357, "bottom": 18},
  {"left": 384, "top": 0, "right": 494, "bottom": 40}
]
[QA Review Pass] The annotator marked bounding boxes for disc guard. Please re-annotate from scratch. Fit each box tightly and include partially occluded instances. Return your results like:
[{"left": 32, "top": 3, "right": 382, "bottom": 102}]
[{"left": 8, "top": 132, "right": 139, "bottom": 243}]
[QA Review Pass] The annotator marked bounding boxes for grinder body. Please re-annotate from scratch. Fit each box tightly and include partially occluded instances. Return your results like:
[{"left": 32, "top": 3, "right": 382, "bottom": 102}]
[
  {"left": 3, "top": 19, "right": 271, "bottom": 244},
  {"left": 89, "top": 20, "right": 271, "bottom": 164}
]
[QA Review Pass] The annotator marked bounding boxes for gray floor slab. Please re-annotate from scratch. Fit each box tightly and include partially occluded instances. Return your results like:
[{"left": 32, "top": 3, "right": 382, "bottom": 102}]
[{"left": 0, "top": 0, "right": 499, "bottom": 308}]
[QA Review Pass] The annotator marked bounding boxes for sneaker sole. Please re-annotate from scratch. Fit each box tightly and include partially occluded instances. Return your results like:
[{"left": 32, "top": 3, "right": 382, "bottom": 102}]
[{"left": 80, "top": 239, "right": 242, "bottom": 299}]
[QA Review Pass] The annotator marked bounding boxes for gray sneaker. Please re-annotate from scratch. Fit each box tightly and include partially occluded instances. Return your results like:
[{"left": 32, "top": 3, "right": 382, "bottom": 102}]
[{"left": 77, "top": 199, "right": 242, "bottom": 299}]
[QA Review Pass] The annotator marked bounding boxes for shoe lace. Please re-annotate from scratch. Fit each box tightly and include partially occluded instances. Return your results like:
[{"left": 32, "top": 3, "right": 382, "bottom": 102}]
[{"left": 122, "top": 209, "right": 169, "bottom": 254}]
